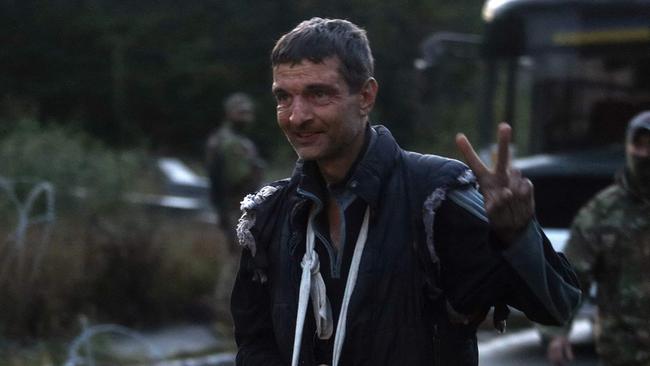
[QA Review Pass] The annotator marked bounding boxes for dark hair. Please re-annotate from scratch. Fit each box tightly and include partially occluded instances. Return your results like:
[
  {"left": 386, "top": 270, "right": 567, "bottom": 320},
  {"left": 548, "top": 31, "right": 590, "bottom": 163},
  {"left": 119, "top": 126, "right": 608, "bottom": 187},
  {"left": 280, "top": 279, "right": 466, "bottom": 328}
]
[{"left": 271, "top": 18, "right": 374, "bottom": 93}]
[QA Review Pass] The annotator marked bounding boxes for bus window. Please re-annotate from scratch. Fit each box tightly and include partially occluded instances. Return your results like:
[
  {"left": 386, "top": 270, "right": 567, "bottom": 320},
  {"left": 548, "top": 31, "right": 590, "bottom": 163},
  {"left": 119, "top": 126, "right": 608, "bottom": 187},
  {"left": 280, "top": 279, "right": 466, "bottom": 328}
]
[{"left": 522, "top": 53, "right": 650, "bottom": 155}]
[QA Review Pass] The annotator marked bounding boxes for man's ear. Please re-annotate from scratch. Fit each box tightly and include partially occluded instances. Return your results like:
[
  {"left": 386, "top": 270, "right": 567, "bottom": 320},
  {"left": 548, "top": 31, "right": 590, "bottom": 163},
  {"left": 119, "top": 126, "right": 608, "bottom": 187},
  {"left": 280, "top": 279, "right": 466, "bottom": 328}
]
[{"left": 359, "top": 78, "right": 378, "bottom": 117}]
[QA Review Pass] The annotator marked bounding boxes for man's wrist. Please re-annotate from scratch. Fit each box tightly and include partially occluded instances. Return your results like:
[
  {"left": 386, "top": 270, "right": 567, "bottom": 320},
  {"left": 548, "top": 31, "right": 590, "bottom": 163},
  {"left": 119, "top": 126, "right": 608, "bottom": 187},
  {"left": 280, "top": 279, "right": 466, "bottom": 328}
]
[{"left": 501, "top": 219, "right": 537, "bottom": 252}]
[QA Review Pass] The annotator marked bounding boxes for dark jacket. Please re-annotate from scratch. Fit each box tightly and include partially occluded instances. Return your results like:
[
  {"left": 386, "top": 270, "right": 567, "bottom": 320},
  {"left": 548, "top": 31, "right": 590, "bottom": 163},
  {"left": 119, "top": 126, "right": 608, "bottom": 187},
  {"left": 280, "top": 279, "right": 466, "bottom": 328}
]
[{"left": 231, "top": 125, "right": 581, "bottom": 366}]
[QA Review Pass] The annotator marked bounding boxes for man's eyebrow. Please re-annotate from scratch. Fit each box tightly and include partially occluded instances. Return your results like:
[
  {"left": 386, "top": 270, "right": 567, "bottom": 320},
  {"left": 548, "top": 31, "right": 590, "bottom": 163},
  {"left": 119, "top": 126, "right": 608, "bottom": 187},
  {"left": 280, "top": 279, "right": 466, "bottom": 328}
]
[
  {"left": 271, "top": 85, "right": 286, "bottom": 94},
  {"left": 272, "top": 83, "right": 339, "bottom": 95},
  {"left": 304, "top": 83, "right": 338, "bottom": 93}
]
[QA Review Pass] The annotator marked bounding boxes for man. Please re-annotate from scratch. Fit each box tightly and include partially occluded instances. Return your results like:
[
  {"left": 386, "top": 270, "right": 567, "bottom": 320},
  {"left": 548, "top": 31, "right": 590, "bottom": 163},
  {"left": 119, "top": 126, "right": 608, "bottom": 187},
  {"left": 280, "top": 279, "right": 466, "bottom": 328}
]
[
  {"left": 206, "top": 92, "right": 265, "bottom": 245},
  {"left": 546, "top": 111, "right": 650, "bottom": 366},
  {"left": 232, "top": 18, "right": 581, "bottom": 366},
  {"left": 205, "top": 92, "right": 265, "bottom": 316}
]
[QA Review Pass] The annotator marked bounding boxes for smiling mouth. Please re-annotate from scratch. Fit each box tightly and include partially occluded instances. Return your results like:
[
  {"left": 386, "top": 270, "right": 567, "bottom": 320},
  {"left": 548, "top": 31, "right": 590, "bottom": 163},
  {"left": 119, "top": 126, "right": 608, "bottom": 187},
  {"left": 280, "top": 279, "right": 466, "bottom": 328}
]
[
  {"left": 293, "top": 130, "right": 321, "bottom": 141},
  {"left": 296, "top": 132, "right": 317, "bottom": 138}
]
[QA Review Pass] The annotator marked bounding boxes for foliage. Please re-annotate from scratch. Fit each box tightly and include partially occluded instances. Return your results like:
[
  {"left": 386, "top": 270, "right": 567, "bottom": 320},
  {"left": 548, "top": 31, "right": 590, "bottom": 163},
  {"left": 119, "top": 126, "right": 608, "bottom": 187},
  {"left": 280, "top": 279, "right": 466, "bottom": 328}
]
[
  {"left": 411, "top": 53, "right": 483, "bottom": 156},
  {"left": 0, "top": 120, "right": 222, "bottom": 341},
  {"left": 0, "top": 210, "right": 223, "bottom": 361},
  {"left": 0, "top": 209, "right": 222, "bottom": 332},
  {"left": 0, "top": 119, "right": 154, "bottom": 213},
  {"left": 0, "top": 0, "right": 485, "bottom": 159}
]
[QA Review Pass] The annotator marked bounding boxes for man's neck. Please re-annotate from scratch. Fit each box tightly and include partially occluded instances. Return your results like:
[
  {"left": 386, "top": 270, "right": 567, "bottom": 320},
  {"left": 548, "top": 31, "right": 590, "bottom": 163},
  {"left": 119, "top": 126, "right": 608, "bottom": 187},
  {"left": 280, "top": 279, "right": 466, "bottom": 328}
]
[{"left": 319, "top": 159, "right": 356, "bottom": 185}]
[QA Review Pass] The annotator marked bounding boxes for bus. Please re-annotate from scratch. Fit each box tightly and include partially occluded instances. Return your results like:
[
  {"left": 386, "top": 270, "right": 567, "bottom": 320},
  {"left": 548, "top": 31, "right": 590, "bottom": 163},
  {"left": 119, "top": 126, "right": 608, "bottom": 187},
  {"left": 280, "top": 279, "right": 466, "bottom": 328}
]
[{"left": 418, "top": 0, "right": 650, "bottom": 238}]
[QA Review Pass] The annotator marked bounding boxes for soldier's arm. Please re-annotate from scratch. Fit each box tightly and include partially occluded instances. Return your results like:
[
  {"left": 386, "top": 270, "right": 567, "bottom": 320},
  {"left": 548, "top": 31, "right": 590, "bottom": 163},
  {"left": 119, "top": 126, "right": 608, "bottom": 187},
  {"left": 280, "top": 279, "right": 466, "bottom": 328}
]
[{"left": 562, "top": 205, "right": 601, "bottom": 300}]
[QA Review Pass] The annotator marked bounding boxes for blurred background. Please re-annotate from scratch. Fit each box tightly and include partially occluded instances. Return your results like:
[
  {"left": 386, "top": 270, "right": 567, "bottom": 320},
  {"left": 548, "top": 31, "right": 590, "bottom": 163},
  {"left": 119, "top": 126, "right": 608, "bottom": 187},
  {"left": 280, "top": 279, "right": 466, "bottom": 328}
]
[
  {"left": 2, "top": 0, "right": 649, "bottom": 364},
  {"left": 0, "top": 1, "right": 483, "bottom": 364}
]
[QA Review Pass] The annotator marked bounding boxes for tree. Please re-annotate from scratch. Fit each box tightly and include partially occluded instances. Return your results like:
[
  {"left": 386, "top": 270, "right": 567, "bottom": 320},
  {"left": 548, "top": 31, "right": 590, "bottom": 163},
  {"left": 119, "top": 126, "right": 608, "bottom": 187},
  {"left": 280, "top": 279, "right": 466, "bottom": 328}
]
[{"left": 1, "top": 0, "right": 485, "bottom": 157}]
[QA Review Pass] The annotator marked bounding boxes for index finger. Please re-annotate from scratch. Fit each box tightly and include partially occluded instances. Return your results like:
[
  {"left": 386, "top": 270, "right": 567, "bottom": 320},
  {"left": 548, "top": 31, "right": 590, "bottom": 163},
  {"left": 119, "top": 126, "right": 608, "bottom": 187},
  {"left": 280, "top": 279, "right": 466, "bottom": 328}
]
[
  {"left": 495, "top": 122, "right": 512, "bottom": 176},
  {"left": 456, "top": 133, "right": 489, "bottom": 177}
]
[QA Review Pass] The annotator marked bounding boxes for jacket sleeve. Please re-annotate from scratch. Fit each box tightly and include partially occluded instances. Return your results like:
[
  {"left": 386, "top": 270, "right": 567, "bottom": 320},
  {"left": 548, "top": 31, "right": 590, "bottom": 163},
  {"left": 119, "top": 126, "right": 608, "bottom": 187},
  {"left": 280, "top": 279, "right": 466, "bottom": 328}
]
[
  {"left": 500, "top": 220, "right": 582, "bottom": 325},
  {"left": 538, "top": 199, "right": 601, "bottom": 337},
  {"left": 435, "top": 185, "right": 582, "bottom": 326},
  {"left": 231, "top": 249, "right": 285, "bottom": 366},
  {"left": 231, "top": 182, "right": 290, "bottom": 366}
]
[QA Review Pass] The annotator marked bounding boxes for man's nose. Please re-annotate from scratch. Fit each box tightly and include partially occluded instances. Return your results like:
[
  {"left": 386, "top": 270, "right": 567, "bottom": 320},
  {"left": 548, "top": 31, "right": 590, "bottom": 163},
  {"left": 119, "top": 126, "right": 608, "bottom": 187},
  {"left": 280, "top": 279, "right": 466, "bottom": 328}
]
[
  {"left": 634, "top": 139, "right": 650, "bottom": 157},
  {"left": 289, "top": 96, "right": 312, "bottom": 125},
  {"left": 639, "top": 146, "right": 650, "bottom": 157}
]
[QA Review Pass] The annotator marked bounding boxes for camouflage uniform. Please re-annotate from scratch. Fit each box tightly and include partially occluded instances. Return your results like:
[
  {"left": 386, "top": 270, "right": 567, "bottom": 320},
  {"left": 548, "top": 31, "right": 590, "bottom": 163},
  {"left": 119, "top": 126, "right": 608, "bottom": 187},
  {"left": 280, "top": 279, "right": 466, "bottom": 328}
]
[
  {"left": 566, "top": 170, "right": 650, "bottom": 366},
  {"left": 206, "top": 123, "right": 264, "bottom": 246},
  {"left": 206, "top": 122, "right": 264, "bottom": 317}
]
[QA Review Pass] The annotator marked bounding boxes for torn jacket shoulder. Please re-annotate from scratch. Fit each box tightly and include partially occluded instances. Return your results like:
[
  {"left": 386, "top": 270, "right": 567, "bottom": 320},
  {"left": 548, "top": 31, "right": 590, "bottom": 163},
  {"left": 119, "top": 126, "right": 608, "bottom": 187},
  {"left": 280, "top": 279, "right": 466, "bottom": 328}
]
[
  {"left": 237, "top": 179, "right": 290, "bottom": 257},
  {"left": 447, "top": 186, "right": 488, "bottom": 224}
]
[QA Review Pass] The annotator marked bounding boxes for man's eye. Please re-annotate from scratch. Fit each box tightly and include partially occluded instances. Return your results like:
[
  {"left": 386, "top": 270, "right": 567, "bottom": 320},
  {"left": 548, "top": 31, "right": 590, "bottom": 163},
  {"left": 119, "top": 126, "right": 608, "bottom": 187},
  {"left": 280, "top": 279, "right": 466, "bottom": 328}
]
[
  {"left": 275, "top": 93, "right": 292, "bottom": 107},
  {"left": 310, "top": 90, "right": 332, "bottom": 106}
]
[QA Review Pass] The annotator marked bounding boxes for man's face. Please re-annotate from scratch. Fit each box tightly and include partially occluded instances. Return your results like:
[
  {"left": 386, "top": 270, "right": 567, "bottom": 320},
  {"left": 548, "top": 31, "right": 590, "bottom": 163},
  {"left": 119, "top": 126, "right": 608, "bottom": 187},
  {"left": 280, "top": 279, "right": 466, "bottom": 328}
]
[
  {"left": 627, "top": 130, "right": 650, "bottom": 159},
  {"left": 229, "top": 102, "right": 255, "bottom": 127},
  {"left": 272, "top": 57, "right": 373, "bottom": 165},
  {"left": 626, "top": 129, "right": 650, "bottom": 180}
]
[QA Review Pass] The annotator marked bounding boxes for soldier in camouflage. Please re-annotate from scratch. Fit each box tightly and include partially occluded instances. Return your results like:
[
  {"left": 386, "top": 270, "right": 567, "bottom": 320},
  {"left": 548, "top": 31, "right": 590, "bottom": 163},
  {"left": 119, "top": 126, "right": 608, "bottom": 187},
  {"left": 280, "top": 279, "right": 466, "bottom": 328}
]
[
  {"left": 205, "top": 92, "right": 265, "bottom": 317},
  {"left": 547, "top": 111, "right": 650, "bottom": 366},
  {"left": 206, "top": 93, "right": 265, "bottom": 246}
]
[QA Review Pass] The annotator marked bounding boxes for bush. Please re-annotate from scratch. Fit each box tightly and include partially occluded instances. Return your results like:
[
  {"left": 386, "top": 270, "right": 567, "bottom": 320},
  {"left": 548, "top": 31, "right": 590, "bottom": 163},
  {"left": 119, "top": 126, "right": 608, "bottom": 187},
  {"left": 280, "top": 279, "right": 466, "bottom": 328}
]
[
  {"left": 0, "top": 119, "right": 156, "bottom": 213},
  {"left": 0, "top": 120, "right": 223, "bottom": 341}
]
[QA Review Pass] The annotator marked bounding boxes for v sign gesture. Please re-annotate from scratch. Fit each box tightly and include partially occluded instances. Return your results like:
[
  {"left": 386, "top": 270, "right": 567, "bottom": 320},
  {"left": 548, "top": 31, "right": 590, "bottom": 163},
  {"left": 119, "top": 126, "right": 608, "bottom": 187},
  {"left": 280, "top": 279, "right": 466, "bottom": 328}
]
[{"left": 456, "top": 123, "right": 535, "bottom": 244}]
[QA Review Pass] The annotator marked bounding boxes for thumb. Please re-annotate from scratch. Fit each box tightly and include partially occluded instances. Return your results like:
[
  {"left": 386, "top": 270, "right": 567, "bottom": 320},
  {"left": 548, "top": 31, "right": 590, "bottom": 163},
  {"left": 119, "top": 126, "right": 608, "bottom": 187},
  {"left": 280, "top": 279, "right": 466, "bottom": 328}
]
[{"left": 565, "top": 342, "right": 575, "bottom": 361}]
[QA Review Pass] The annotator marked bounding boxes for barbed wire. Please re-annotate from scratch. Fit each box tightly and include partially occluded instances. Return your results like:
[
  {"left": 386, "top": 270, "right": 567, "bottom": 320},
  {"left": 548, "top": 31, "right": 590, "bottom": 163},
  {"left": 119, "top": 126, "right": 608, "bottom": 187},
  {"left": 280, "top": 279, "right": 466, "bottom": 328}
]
[
  {"left": 64, "top": 319, "right": 163, "bottom": 366},
  {"left": 0, "top": 176, "right": 56, "bottom": 284}
]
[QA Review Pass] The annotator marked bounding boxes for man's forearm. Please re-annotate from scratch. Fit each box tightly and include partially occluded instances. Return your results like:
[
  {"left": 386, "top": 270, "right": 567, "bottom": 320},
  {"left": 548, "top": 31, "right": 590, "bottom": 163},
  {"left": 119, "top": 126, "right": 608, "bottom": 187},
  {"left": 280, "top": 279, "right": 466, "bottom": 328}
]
[{"left": 501, "top": 221, "right": 582, "bottom": 325}]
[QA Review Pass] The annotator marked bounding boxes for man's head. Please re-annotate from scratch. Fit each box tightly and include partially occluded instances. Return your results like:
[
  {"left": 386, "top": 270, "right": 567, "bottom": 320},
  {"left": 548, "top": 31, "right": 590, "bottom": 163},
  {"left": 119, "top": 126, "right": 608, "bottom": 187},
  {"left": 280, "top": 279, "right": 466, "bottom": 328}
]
[
  {"left": 270, "top": 18, "right": 378, "bottom": 182},
  {"left": 271, "top": 18, "right": 374, "bottom": 94},
  {"left": 625, "top": 111, "right": 650, "bottom": 185},
  {"left": 224, "top": 92, "right": 255, "bottom": 127}
]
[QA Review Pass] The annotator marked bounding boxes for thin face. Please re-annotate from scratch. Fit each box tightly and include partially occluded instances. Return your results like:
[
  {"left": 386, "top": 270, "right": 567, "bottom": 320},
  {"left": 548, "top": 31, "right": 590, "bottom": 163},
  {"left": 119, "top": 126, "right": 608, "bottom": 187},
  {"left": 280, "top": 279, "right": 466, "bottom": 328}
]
[
  {"left": 627, "top": 131, "right": 650, "bottom": 158},
  {"left": 231, "top": 103, "right": 255, "bottom": 126},
  {"left": 272, "top": 57, "right": 371, "bottom": 170}
]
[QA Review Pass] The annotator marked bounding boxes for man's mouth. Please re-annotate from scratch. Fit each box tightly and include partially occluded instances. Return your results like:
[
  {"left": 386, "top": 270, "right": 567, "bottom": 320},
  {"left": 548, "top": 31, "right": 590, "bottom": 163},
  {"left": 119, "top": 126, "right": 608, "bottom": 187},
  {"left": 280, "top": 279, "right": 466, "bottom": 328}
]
[{"left": 293, "top": 131, "right": 320, "bottom": 143}]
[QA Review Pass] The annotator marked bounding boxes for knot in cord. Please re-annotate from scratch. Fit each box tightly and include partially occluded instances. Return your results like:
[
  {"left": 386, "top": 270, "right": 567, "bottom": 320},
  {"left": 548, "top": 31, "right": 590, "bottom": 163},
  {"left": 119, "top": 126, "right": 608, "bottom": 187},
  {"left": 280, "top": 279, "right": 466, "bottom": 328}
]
[
  {"left": 301, "top": 252, "right": 321, "bottom": 275},
  {"left": 292, "top": 206, "right": 370, "bottom": 366}
]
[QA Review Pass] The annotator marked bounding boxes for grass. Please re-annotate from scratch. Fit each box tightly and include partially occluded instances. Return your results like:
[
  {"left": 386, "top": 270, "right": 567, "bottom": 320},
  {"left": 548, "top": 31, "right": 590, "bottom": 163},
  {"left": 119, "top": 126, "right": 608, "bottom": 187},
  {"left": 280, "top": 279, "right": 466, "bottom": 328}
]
[{"left": 0, "top": 120, "right": 232, "bottom": 364}]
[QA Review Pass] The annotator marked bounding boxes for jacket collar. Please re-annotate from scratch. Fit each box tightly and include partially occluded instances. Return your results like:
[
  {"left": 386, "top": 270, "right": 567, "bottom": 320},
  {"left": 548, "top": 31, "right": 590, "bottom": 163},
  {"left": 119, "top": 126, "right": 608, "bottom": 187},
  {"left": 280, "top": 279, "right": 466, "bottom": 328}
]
[{"left": 291, "top": 124, "right": 401, "bottom": 209}]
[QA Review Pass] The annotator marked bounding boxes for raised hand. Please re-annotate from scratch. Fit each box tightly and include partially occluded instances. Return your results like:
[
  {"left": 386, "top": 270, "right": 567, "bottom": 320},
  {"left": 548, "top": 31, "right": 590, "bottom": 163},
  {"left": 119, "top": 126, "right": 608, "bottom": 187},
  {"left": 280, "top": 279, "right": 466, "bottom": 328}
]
[{"left": 455, "top": 123, "right": 535, "bottom": 243}]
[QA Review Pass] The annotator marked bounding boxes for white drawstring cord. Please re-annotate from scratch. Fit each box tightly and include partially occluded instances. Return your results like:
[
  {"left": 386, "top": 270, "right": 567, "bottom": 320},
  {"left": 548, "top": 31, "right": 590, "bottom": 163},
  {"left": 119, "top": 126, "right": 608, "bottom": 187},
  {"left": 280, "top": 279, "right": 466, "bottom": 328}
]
[
  {"left": 332, "top": 206, "right": 369, "bottom": 366},
  {"left": 291, "top": 206, "right": 370, "bottom": 366},
  {"left": 292, "top": 210, "right": 334, "bottom": 366}
]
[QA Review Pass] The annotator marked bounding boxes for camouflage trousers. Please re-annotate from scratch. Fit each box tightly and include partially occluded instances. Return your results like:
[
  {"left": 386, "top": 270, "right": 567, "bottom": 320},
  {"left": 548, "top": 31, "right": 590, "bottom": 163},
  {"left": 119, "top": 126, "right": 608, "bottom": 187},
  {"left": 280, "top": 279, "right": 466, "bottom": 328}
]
[{"left": 214, "top": 208, "right": 242, "bottom": 325}]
